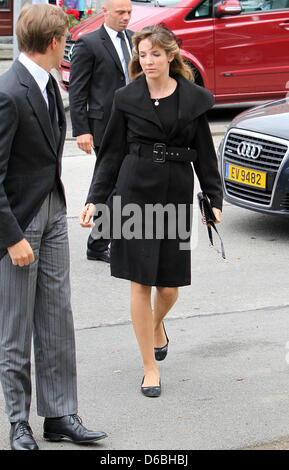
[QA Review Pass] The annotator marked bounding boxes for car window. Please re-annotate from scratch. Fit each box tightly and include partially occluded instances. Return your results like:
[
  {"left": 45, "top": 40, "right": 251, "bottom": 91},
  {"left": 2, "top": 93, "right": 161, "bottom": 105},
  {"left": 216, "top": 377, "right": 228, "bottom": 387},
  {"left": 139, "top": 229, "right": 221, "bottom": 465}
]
[
  {"left": 185, "top": 0, "right": 212, "bottom": 20},
  {"left": 149, "top": 0, "right": 186, "bottom": 6},
  {"left": 240, "top": 0, "right": 289, "bottom": 12}
]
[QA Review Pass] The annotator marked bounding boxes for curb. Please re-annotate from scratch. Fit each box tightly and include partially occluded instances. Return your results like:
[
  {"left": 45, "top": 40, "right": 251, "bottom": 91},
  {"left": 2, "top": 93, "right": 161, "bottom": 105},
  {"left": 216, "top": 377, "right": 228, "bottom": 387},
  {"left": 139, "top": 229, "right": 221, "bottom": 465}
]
[
  {"left": 0, "top": 54, "right": 13, "bottom": 60},
  {"left": 0, "top": 37, "right": 13, "bottom": 45},
  {"left": 210, "top": 127, "right": 228, "bottom": 136},
  {"left": 0, "top": 45, "right": 13, "bottom": 60}
]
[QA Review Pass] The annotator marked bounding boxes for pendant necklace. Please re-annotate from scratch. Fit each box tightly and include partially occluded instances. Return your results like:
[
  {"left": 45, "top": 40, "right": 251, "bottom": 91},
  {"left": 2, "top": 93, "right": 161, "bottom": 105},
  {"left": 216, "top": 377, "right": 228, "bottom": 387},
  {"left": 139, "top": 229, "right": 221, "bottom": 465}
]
[{"left": 152, "top": 79, "right": 174, "bottom": 106}]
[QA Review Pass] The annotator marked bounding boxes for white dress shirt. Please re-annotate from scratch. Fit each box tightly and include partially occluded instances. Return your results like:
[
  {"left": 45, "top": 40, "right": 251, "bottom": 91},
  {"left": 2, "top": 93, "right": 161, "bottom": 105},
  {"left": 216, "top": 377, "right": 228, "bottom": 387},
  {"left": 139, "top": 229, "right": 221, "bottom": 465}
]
[
  {"left": 18, "top": 52, "right": 50, "bottom": 107},
  {"left": 104, "top": 24, "right": 132, "bottom": 85}
]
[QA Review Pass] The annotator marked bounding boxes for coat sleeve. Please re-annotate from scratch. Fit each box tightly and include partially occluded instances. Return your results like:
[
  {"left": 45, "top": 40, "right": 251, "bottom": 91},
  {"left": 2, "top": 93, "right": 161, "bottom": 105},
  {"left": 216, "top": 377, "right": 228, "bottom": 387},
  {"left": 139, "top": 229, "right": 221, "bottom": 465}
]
[
  {"left": 0, "top": 92, "right": 24, "bottom": 250},
  {"left": 86, "top": 94, "right": 127, "bottom": 205},
  {"left": 69, "top": 36, "right": 95, "bottom": 137},
  {"left": 192, "top": 113, "right": 223, "bottom": 210}
]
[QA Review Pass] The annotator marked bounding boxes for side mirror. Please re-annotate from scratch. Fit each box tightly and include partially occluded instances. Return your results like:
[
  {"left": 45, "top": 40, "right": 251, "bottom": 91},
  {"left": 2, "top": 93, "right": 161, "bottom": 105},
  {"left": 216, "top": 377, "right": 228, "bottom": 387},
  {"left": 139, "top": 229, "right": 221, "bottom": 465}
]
[{"left": 215, "top": 0, "right": 242, "bottom": 17}]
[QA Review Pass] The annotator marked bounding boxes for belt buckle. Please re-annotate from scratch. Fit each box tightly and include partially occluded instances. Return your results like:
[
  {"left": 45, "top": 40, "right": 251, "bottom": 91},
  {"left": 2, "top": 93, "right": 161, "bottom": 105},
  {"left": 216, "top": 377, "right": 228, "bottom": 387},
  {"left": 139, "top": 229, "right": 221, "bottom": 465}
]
[{"left": 153, "top": 143, "right": 166, "bottom": 163}]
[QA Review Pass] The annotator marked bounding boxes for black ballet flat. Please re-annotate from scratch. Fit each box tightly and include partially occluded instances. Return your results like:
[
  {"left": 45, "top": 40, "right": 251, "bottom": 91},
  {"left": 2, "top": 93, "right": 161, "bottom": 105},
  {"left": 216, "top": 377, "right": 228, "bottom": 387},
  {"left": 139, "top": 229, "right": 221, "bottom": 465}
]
[
  {"left": 141, "top": 376, "right": 161, "bottom": 398},
  {"left": 154, "top": 322, "right": 169, "bottom": 361}
]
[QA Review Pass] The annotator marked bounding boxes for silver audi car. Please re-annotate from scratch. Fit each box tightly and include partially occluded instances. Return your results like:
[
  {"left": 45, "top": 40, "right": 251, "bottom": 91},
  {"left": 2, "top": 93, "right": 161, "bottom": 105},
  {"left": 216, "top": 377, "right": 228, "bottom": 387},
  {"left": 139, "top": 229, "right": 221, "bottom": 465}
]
[{"left": 218, "top": 98, "right": 289, "bottom": 216}]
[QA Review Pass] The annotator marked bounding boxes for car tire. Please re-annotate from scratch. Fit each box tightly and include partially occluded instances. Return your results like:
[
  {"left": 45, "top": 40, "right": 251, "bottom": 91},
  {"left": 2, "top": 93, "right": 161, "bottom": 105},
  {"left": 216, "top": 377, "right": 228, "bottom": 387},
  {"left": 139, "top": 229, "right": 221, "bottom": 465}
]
[{"left": 184, "top": 60, "right": 203, "bottom": 87}]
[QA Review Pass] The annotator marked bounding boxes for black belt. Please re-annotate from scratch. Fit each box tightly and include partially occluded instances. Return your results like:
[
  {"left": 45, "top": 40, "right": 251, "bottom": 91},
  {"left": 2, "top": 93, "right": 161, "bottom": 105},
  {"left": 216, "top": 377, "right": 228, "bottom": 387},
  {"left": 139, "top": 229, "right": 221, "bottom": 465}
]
[{"left": 129, "top": 142, "right": 197, "bottom": 164}]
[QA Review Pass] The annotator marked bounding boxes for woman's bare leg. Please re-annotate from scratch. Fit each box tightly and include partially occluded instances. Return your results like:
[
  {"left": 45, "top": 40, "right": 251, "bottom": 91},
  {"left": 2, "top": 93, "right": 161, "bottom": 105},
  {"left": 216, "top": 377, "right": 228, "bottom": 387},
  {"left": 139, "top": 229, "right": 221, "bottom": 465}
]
[
  {"left": 130, "top": 281, "right": 159, "bottom": 387},
  {"left": 153, "top": 287, "right": 178, "bottom": 348}
]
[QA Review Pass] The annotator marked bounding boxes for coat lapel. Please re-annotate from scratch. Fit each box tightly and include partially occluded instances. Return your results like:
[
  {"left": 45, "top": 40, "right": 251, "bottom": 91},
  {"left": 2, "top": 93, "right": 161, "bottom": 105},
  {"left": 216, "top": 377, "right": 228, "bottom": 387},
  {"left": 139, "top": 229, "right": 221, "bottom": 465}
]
[
  {"left": 119, "top": 74, "right": 166, "bottom": 132},
  {"left": 162, "top": 74, "right": 215, "bottom": 140},
  {"left": 14, "top": 60, "right": 57, "bottom": 156},
  {"left": 176, "top": 74, "right": 215, "bottom": 125},
  {"left": 126, "top": 30, "right": 133, "bottom": 51},
  {"left": 100, "top": 25, "right": 124, "bottom": 76},
  {"left": 118, "top": 74, "right": 215, "bottom": 138}
]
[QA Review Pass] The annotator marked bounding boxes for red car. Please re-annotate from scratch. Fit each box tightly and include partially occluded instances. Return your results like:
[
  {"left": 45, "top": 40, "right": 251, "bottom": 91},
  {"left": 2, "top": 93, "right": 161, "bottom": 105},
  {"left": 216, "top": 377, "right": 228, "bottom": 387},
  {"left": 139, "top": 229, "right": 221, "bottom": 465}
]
[{"left": 58, "top": 0, "right": 289, "bottom": 104}]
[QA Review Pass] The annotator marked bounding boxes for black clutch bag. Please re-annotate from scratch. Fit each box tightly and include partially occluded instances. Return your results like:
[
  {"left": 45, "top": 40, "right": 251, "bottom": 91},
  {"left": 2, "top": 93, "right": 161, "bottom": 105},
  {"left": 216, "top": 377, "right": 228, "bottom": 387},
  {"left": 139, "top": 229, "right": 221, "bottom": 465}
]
[
  {"left": 197, "top": 192, "right": 216, "bottom": 226},
  {"left": 197, "top": 192, "right": 226, "bottom": 259}
]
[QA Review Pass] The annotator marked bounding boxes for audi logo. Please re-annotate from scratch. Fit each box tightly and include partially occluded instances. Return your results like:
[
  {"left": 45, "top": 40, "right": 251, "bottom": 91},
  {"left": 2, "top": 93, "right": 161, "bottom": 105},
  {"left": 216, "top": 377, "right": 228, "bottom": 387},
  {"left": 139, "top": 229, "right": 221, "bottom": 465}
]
[{"left": 237, "top": 141, "right": 262, "bottom": 159}]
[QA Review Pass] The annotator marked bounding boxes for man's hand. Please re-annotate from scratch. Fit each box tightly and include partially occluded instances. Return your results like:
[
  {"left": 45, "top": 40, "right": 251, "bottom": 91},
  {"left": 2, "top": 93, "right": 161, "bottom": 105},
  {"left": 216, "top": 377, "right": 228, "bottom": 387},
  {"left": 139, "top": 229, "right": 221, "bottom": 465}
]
[
  {"left": 7, "top": 239, "right": 35, "bottom": 267},
  {"left": 76, "top": 134, "right": 95, "bottom": 154},
  {"left": 79, "top": 203, "right": 96, "bottom": 228}
]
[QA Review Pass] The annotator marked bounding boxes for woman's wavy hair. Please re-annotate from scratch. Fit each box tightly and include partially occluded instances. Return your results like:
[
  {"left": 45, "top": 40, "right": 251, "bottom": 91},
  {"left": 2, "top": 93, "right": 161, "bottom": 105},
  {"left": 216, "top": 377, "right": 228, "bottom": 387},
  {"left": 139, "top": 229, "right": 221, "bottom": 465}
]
[{"left": 129, "top": 24, "right": 193, "bottom": 82}]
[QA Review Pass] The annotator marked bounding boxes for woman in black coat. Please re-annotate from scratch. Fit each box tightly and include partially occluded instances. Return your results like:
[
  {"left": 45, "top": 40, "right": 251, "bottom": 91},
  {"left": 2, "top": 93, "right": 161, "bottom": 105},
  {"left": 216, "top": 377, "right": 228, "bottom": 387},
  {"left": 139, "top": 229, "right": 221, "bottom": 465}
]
[{"left": 80, "top": 25, "right": 223, "bottom": 397}]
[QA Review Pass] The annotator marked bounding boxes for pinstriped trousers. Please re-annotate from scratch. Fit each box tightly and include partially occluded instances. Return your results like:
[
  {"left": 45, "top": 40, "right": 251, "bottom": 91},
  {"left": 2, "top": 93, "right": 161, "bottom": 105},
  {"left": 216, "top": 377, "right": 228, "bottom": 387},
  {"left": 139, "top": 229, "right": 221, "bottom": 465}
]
[{"left": 0, "top": 188, "right": 78, "bottom": 422}]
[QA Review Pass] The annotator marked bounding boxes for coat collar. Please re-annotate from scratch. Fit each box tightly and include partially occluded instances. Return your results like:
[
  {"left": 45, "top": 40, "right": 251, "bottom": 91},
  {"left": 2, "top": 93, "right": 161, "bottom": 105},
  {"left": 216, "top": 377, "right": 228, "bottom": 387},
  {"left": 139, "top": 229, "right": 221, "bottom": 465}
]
[
  {"left": 117, "top": 73, "right": 214, "bottom": 135},
  {"left": 13, "top": 59, "right": 65, "bottom": 157}
]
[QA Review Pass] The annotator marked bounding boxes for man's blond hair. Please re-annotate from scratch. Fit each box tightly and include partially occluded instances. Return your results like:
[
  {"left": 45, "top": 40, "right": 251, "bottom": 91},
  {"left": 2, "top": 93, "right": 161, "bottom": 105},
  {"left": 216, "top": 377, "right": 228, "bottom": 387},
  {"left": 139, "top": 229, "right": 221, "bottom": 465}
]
[{"left": 16, "top": 3, "right": 68, "bottom": 54}]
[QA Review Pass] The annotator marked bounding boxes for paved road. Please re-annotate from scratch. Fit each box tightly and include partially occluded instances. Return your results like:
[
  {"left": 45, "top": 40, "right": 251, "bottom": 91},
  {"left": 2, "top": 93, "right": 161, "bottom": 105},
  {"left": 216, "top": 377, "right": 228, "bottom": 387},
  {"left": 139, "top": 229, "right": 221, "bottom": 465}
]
[{"left": 2, "top": 54, "right": 289, "bottom": 451}]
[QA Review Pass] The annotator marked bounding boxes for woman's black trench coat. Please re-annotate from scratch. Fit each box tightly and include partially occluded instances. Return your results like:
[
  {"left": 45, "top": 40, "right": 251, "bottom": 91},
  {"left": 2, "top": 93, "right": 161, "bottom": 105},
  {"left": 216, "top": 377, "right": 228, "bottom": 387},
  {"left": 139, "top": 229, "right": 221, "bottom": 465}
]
[{"left": 86, "top": 73, "right": 223, "bottom": 287}]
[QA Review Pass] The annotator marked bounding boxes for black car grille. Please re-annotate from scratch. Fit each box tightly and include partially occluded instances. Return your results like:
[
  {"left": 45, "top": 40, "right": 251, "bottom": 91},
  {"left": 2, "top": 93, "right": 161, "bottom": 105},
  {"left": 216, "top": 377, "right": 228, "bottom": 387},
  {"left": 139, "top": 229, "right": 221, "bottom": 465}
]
[
  {"left": 63, "top": 40, "right": 75, "bottom": 63},
  {"left": 223, "top": 131, "right": 288, "bottom": 206},
  {"left": 280, "top": 193, "right": 289, "bottom": 210}
]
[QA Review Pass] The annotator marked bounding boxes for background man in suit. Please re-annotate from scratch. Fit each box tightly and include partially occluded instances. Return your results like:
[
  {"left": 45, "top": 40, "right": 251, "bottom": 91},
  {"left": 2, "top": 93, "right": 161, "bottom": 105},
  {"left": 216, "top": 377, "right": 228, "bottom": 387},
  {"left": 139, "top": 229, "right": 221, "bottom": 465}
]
[
  {"left": 0, "top": 4, "right": 107, "bottom": 450},
  {"left": 69, "top": 0, "right": 133, "bottom": 263}
]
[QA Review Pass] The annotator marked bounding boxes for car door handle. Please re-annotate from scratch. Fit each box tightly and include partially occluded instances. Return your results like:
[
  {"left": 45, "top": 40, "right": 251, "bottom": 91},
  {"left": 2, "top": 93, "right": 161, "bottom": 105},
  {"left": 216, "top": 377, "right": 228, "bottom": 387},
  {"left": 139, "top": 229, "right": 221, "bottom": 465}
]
[{"left": 279, "top": 21, "right": 289, "bottom": 30}]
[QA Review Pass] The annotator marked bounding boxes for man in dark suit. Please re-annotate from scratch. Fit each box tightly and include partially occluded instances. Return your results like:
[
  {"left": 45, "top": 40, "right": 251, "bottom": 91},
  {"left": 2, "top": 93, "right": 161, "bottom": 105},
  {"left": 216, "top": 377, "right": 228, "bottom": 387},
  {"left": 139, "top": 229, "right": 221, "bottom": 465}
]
[
  {"left": 0, "top": 4, "right": 107, "bottom": 450},
  {"left": 69, "top": 0, "right": 133, "bottom": 262}
]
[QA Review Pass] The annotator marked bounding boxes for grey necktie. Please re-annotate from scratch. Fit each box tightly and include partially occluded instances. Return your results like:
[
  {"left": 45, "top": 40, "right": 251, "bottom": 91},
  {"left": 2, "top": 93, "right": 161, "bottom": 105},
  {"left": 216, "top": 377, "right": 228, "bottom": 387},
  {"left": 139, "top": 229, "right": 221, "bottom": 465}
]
[{"left": 117, "top": 31, "right": 131, "bottom": 74}]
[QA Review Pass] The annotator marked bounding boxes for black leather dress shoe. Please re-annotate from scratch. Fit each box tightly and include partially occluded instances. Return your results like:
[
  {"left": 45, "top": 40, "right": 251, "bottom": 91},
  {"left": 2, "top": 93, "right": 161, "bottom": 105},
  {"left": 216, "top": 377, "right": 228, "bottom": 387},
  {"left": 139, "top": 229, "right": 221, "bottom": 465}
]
[
  {"left": 10, "top": 421, "right": 39, "bottom": 450},
  {"left": 87, "top": 248, "right": 110, "bottom": 263},
  {"left": 141, "top": 377, "right": 161, "bottom": 398},
  {"left": 43, "top": 414, "right": 108, "bottom": 444},
  {"left": 154, "top": 321, "right": 169, "bottom": 361}
]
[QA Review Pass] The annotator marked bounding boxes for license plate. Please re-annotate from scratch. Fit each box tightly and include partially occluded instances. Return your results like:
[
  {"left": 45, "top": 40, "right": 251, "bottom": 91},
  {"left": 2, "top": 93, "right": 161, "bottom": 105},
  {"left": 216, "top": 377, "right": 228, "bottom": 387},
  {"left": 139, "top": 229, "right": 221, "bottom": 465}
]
[
  {"left": 225, "top": 162, "right": 266, "bottom": 189},
  {"left": 62, "top": 70, "right": 70, "bottom": 82}
]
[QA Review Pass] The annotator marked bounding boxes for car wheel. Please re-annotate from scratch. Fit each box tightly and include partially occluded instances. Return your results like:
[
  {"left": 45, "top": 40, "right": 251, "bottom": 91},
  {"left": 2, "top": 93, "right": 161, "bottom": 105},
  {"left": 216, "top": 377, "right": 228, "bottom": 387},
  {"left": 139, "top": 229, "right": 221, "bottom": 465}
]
[{"left": 184, "top": 60, "right": 203, "bottom": 86}]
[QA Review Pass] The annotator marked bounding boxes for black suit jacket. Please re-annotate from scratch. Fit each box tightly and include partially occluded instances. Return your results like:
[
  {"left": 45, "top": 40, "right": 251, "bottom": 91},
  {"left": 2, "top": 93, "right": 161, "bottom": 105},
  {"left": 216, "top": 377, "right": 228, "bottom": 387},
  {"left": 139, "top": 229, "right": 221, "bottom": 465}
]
[
  {"left": 69, "top": 24, "right": 134, "bottom": 147},
  {"left": 0, "top": 59, "right": 66, "bottom": 260}
]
